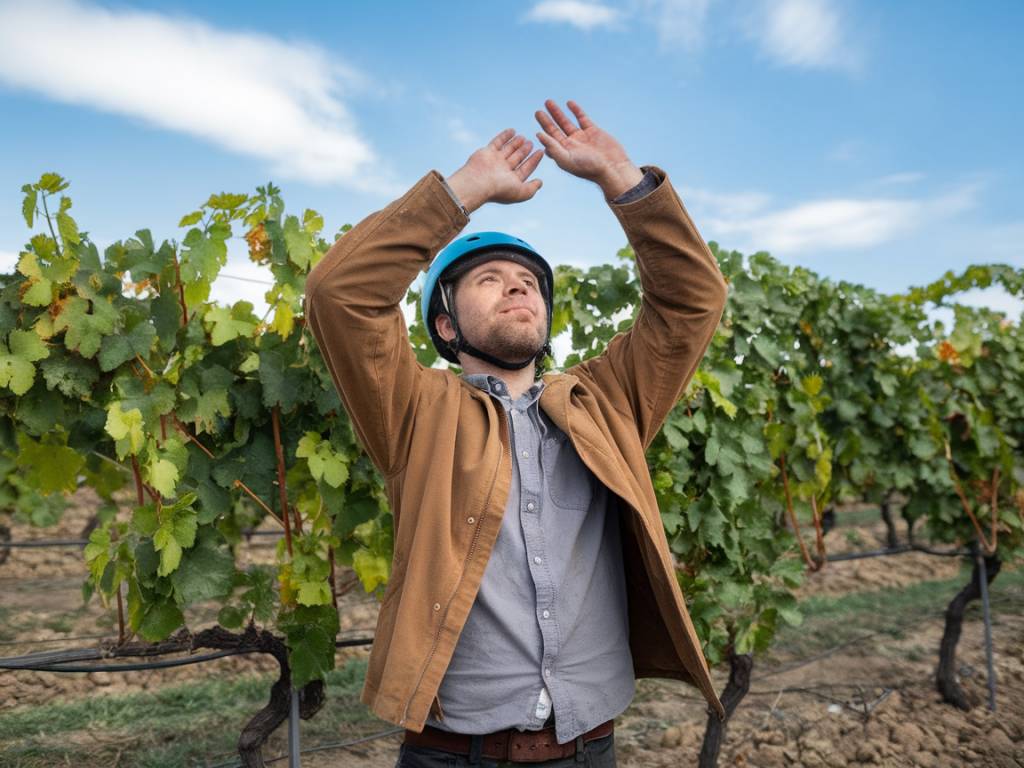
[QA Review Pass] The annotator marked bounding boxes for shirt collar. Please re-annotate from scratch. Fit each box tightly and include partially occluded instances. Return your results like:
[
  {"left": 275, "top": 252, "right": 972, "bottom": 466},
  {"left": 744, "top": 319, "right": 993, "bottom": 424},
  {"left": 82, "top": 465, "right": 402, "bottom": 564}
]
[{"left": 462, "top": 373, "right": 545, "bottom": 406}]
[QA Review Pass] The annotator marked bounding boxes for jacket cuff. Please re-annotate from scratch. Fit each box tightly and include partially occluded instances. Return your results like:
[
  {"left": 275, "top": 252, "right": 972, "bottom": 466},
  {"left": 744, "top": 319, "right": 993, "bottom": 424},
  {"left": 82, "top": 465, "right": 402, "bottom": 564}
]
[
  {"left": 438, "top": 174, "right": 471, "bottom": 219},
  {"left": 610, "top": 166, "right": 661, "bottom": 205}
]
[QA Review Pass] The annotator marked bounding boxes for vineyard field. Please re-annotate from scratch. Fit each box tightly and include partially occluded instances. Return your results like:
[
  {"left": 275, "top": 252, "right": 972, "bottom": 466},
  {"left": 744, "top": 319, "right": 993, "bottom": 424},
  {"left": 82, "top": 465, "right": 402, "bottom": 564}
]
[{"left": 2, "top": 490, "right": 1020, "bottom": 767}]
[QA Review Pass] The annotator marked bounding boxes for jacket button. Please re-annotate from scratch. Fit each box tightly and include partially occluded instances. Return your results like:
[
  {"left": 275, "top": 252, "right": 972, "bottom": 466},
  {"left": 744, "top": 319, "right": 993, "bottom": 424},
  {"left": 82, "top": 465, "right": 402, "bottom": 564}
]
[
  {"left": 433, "top": 602, "right": 441, "bottom": 611},
  {"left": 467, "top": 516, "right": 476, "bottom": 524}
]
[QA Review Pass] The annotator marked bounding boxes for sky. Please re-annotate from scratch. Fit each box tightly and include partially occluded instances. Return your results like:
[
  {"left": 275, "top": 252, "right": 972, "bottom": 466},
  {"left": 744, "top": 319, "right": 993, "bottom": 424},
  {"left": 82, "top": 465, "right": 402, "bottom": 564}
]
[{"left": 1, "top": 0, "right": 1022, "bottom": 358}]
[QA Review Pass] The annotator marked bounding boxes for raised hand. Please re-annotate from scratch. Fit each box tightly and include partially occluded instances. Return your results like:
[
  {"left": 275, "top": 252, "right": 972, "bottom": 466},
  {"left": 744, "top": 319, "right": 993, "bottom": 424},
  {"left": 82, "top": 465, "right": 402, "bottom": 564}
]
[
  {"left": 445, "top": 129, "right": 545, "bottom": 213},
  {"left": 534, "top": 99, "right": 643, "bottom": 200}
]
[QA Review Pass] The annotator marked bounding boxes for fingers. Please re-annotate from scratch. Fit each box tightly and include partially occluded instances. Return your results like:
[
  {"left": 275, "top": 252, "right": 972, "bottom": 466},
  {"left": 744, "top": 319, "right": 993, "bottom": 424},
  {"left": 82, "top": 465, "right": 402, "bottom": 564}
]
[
  {"left": 543, "top": 98, "right": 579, "bottom": 137},
  {"left": 502, "top": 135, "right": 527, "bottom": 160},
  {"left": 507, "top": 138, "right": 534, "bottom": 167},
  {"left": 516, "top": 149, "right": 545, "bottom": 181},
  {"left": 535, "top": 108, "right": 566, "bottom": 143},
  {"left": 566, "top": 100, "right": 594, "bottom": 130},
  {"left": 490, "top": 128, "right": 515, "bottom": 150},
  {"left": 533, "top": 130, "right": 567, "bottom": 164}
]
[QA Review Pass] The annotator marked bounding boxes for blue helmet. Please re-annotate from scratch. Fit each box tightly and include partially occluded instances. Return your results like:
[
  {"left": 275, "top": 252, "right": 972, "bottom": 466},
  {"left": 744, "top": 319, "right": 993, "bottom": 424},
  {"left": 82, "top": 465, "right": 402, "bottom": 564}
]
[{"left": 420, "top": 231, "right": 554, "bottom": 370}]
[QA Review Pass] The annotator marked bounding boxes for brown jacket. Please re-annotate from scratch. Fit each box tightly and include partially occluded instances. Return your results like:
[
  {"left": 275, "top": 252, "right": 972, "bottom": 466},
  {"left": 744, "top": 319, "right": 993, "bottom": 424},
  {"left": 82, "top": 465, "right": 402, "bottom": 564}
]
[{"left": 303, "top": 164, "right": 729, "bottom": 729}]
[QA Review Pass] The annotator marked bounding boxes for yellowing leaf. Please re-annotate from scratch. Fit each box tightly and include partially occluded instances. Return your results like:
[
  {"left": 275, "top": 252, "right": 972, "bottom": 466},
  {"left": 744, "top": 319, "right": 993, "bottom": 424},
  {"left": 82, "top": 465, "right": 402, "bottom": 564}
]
[
  {"left": 297, "top": 580, "right": 332, "bottom": 606},
  {"left": 105, "top": 403, "right": 146, "bottom": 458},
  {"left": 148, "top": 456, "right": 180, "bottom": 498}
]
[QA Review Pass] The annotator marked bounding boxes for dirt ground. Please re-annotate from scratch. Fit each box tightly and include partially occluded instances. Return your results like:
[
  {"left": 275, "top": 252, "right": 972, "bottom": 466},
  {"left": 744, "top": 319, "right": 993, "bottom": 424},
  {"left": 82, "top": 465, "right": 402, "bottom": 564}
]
[{"left": 1, "top": 490, "right": 1021, "bottom": 767}]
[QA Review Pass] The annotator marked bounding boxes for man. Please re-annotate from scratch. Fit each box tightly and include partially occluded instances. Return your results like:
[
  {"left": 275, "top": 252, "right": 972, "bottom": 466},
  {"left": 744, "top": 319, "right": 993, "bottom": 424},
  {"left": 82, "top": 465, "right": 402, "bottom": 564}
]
[{"left": 304, "top": 99, "right": 728, "bottom": 767}]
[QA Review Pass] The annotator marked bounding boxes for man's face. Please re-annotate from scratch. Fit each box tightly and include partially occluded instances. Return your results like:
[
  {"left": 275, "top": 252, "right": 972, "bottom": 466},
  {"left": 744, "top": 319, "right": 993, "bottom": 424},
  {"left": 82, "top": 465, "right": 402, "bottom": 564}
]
[{"left": 435, "top": 259, "right": 547, "bottom": 363}]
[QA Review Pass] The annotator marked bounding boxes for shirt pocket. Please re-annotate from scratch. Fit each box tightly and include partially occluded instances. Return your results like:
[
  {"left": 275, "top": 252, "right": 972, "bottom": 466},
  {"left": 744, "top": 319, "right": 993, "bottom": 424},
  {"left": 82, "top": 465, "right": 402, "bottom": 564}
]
[{"left": 543, "top": 431, "right": 595, "bottom": 512}]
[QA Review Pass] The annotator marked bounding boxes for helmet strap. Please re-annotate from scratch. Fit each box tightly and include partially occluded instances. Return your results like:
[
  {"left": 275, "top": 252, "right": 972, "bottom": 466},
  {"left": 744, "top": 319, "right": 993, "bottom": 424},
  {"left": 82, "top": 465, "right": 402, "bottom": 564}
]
[{"left": 441, "top": 280, "right": 552, "bottom": 371}]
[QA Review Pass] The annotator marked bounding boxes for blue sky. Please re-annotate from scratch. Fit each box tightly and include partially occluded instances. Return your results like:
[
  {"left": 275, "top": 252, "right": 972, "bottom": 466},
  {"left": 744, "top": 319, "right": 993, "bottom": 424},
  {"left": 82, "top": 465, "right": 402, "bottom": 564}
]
[{"left": 1, "top": 0, "right": 1022, "bottom": 343}]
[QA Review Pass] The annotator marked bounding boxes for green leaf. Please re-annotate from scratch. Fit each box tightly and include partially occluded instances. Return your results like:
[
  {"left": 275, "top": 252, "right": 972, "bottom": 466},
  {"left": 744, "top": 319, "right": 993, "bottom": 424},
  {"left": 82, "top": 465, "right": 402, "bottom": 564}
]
[
  {"left": 39, "top": 348, "right": 99, "bottom": 398},
  {"left": 156, "top": 537, "right": 183, "bottom": 577},
  {"left": 171, "top": 530, "right": 235, "bottom": 604},
  {"left": 280, "top": 605, "right": 339, "bottom": 687},
  {"left": 909, "top": 436, "right": 937, "bottom": 460},
  {"left": 54, "top": 295, "right": 118, "bottom": 359},
  {"left": 22, "top": 276, "right": 54, "bottom": 307},
  {"left": 22, "top": 185, "right": 37, "bottom": 227},
  {"left": 137, "top": 598, "right": 185, "bottom": 642},
  {"left": 98, "top": 321, "right": 157, "bottom": 372},
  {"left": 752, "top": 336, "right": 780, "bottom": 367},
  {"left": 178, "top": 211, "right": 203, "bottom": 227},
  {"left": 83, "top": 528, "right": 112, "bottom": 582},
  {"left": 777, "top": 605, "right": 803, "bottom": 627},
  {"left": 204, "top": 302, "right": 258, "bottom": 346},
  {"left": 178, "top": 364, "right": 234, "bottom": 432},
  {"left": 0, "top": 329, "right": 50, "bottom": 395},
  {"left": 37, "top": 172, "right": 69, "bottom": 193},
  {"left": 133, "top": 503, "right": 159, "bottom": 536},
  {"left": 57, "top": 211, "right": 80, "bottom": 247},
  {"left": 283, "top": 215, "right": 314, "bottom": 270},
  {"left": 801, "top": 375, "right": 823, "bottom": 397},
  {"left": 297, "top": 432, "right": 349, "bottom": 488},
  {"left": 17, "top": 433, "right": 83, "bottom": 494},
  {"left": 218, "top": 605, "right": 247, "bottom": 628},
  {"left": 206, "top": 192, "right": 248, "bottom": 210},
  {"left": 705, "top": 433, "right": 721, "bottom": 465}
]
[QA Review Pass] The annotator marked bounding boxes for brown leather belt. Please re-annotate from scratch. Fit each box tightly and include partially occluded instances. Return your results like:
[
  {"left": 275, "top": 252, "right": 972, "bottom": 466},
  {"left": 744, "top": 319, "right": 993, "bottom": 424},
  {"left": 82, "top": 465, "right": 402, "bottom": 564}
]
[{"left": 404, "top": 718, "right": 614, "bottom": 763}]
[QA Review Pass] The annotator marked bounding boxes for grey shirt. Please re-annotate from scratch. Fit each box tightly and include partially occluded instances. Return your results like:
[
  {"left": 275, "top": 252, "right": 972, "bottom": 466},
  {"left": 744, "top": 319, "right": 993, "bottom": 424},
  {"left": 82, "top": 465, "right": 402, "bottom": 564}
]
[{"left": 425, "top": 169, "right": 660, "bottom": 746}]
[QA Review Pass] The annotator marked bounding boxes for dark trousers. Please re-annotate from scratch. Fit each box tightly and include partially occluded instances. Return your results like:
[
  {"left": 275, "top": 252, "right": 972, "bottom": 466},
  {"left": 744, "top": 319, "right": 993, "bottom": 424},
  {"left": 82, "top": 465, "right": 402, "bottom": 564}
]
[{"left": 395, "top": 732, "right": 617, "bottom": 767}]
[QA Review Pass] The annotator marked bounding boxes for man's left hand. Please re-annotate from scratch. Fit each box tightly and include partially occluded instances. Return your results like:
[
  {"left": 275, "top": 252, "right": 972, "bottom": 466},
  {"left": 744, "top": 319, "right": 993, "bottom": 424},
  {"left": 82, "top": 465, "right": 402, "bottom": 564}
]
[{"left": 534, "top": 99, "right": 644, "bottom": 200}]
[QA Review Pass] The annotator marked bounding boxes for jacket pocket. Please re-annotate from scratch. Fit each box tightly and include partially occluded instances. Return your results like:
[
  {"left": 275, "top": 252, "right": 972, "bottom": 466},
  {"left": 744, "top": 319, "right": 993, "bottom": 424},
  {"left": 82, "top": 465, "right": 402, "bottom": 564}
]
[{"left": 543, "top": 432, "right": 595, "bottom": 512}]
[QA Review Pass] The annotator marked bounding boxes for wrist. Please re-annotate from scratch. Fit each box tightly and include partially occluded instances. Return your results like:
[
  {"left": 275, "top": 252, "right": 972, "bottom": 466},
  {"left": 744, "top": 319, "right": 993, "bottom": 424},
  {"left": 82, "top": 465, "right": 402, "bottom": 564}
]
[
  {"left": 598, "top": 162, "right": 645, "bottom": 201},
  {"left": 445, "top": 167, "right": 488, "bottom": 215}
]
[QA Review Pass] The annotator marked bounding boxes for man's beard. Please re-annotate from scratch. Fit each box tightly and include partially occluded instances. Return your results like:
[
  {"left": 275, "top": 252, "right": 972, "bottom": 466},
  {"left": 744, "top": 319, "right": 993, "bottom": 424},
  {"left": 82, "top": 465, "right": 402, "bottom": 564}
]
[{"left": 465, "top": 314, "right": 546, "bottom": 362}]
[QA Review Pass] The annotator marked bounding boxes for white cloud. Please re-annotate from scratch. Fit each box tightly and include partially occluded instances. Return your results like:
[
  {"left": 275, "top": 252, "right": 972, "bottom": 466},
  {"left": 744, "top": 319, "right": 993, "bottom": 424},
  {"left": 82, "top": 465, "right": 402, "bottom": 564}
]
[
  {"left": 740, "top": 0, "right": 862, "bottom": 73},
  {"left": 827, "top": 139, "right": 864, "bottom": 163},
  {"left": 446, "top": 116, "right": 479, "bottom": 146},
  {"left": 422, "top": 91, "right": 482, "bottom": 148},
  {"left": 632, "top": 0, "right": 713, "bottom": 52},
  {"left": 953, "top": 286, "right": 1024, "bottom": 321},
  {"left": 876, "top": 172, "right": 926, "bottom": 186},
  {"left": 526, "top": 0, "right": 863, "bottom": 73},
  {"left": 678, "top": 186, "right": 772, "bottom": 219},
  {"left": 694, "top": 183, "right": 979, "bottom": 255},
  {"left": 0, "top": 0, "right": 404, "bottom": 193},
  {"left": 523, "top": 0, "right": 623, "bottom": 31}
]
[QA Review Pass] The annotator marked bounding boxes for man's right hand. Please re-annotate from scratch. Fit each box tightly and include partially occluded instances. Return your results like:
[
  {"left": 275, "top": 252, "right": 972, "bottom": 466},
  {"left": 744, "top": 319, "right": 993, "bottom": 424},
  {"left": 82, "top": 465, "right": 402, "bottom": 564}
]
[{"left": 445, "top": 128, "right": 545, "bottom": 214}]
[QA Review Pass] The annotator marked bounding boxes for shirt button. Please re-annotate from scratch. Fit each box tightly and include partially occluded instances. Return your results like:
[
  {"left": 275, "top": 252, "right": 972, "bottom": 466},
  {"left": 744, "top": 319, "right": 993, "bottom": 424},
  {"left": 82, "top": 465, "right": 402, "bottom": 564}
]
[
  {"left": 467, "top": 516, "right": 475, "bottom": 524},
  {"left": 521, "top": 450, "right": 529, "bottom": 458},
  {"left": 533, "top": 556, "right": 542, "bottom": 565},
  {"left": 542, "top": 610, "right": 550, "bottom": 619},
  {"left": 526, "top": 502, "right": 535, "bottom": 511},
  {"left": 433, "top": 603, "right": 441, "bottom": 611},
  {"left": 544, "top": 668, "right": 552, "bottom": 678}
]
